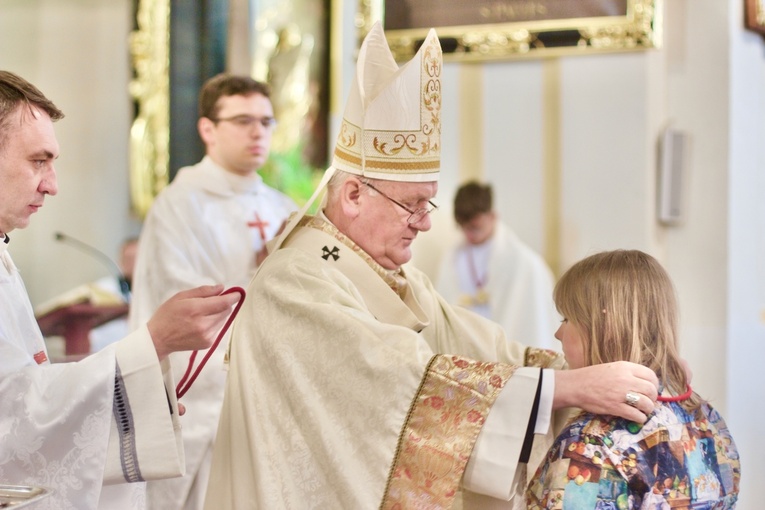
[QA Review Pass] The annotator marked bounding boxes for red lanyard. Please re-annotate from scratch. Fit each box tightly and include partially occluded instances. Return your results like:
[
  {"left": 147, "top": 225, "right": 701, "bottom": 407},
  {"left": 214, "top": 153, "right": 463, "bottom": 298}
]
[
  {"left": 657, "top": 383, "right": 693, "bottom": 402},
  {"left": 175, "top": 286, "right": 246, "bottom": 399},
  {"left": 466, "top": 248, "right": 487, "bottom": 289}
]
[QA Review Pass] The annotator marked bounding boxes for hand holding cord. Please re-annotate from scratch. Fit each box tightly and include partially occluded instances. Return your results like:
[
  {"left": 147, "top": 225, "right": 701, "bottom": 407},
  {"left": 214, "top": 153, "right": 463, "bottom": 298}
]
[{"left": 176, "top": 286, "right": 246, "bottom": 399}]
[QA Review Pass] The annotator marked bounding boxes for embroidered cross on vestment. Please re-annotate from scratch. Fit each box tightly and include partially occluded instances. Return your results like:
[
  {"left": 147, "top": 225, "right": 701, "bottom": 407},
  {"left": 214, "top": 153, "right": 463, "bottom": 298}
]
[
  {"left": 322, "top": 246, "right": 340, "bottom": 261},
  {"left": 247, "top": 213, "right": 269, "bottom": 243}
]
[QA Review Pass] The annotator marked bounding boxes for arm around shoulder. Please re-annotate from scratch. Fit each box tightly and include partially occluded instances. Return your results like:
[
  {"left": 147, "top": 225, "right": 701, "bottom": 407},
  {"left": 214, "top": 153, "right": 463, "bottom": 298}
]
[{"left": 553, "top": 361, "right": 659, "bottom": 423}]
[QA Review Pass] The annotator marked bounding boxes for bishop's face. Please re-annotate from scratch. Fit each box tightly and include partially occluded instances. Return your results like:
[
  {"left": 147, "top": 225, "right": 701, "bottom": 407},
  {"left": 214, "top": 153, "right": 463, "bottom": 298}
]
[
  {"left": 353, "top": 179, "right": 438, "bottom": 270},
  {"left": 198, "top": 92, "right": 275, "bottom": 176},
  {"left": 0, "top": 105, "right": 59, "bottom": 235}
]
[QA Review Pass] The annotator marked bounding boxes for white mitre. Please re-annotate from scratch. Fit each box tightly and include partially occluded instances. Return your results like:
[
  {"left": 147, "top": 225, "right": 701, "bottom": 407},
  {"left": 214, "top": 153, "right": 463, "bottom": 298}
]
[
  {"left": 332, "top": 21, "right": 442, "bottom": 182},
  {"left": 271, "top": 21, "right": 443, "bottom": 250}
]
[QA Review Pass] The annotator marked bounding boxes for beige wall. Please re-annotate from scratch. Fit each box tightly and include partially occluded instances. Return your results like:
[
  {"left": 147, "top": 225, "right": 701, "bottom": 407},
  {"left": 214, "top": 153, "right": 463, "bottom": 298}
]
[
  {"left": 0, "top": 0, "right": 141, "bottom": 306},
  {"left": 2, "top": 0, "right": 761, "bottom": 505}
]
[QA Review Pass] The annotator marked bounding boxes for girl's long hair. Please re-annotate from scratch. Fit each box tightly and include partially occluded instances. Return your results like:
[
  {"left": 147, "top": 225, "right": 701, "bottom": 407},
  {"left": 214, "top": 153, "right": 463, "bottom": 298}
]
[{"left": 554, "top": 250, "right": 702, "bottom": 414}]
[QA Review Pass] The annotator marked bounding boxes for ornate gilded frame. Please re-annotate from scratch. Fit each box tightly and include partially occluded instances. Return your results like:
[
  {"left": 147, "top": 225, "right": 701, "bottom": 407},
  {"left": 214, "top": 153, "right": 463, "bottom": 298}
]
[
  {"left": 129, "top": 0, "right": 334, "bottom": 216},
  {"left": 358, "top": 0, "right": 662, "bottom": 62},
  {"left": 129, "top": 0, "right": 170, "bottom": 219},
  {"left": 745, "top": 0, "right": 765, "bottom": 36}
]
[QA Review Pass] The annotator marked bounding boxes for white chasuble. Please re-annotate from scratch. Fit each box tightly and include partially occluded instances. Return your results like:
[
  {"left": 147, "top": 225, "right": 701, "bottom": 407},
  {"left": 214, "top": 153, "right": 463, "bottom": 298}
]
[
  {"left": 205, "top": 216, "right": 565, "bottom": 509},
  {"left": 0, "top": 242, "right": 183, "bottom": 510},
  {"left": 130, "top": 156, "right": 297, "bottom": 510},
  {"left": 437, "top": 222, "right": 560, "bottom": 350}
]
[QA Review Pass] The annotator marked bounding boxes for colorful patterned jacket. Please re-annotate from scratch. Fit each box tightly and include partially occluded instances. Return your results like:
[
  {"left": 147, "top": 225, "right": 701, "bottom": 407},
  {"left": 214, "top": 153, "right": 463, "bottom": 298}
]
[{"left": 527, "top": 400, "right": 740, "bottom": 509}]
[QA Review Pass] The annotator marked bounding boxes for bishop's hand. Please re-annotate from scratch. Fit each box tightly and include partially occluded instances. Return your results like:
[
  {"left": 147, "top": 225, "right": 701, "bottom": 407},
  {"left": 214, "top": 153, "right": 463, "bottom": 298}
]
[{"left": 554, "top": 361, "right": 659, "bottom": 423}]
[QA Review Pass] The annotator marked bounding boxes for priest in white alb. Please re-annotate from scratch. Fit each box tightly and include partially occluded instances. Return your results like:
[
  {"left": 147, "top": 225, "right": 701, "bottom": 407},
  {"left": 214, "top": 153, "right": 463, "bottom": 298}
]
[
  {"left": 437, "top": 181, "right": 559, "bottom": 350},
  {"left": 204, "top": 24, "right": 659, "bottom": 509},
  {"left": 0, "top": 70, "right": 239, "bottom": 510},
  {"left": 130, "top": 74, "right": 297, "bottom": 510}
]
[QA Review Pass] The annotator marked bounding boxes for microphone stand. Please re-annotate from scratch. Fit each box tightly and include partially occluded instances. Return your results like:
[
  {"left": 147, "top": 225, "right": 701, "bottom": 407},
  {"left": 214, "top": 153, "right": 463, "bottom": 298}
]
[{"left": 54, "top": 232, "right": 130, "bottom": 302}]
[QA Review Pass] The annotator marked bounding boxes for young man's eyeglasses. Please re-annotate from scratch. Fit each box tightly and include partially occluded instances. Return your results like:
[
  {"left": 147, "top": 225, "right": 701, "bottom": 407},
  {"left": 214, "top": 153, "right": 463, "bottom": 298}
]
[
  {"left": 210, "top": 115, "right": 277, "bottom": 130},
  {"left": 362, "top": 180, "right": 438, "bottom": 224}
]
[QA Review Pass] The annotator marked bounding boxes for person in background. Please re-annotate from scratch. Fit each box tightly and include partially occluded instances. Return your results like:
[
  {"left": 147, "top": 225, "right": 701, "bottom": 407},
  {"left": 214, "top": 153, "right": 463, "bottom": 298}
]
[
  {"left": 527, "top": 249, "right": 740, "bottom": 509},
  {"left": 437, "top": 181, "right": 559, "bottom": 349},
  {"left": 204, "top": 24, "right": 659, "bottom": 509},
  {"left": 116, "top": 236, "right": 138, "bottom": 295},
  {"left": 89, "top": 237, "right": 139, "bottom": 352},
  {"left": 130, "top": 73, "right": 298, "bottom": 510},
  {"left": 0, "top": 70, "right": 238, "bottom": 509}
]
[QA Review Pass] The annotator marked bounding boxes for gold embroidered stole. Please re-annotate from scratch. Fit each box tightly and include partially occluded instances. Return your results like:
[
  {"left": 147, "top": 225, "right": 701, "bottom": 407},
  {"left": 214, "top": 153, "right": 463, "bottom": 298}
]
[
  {"left": 284, "top": 218, "right": 513, "bottom": 508},
  {"left": 381, "top": 355, "right": 517, "bottom": 509},
  {"left": 525, "top": 346, "right": 565, "bottom": 369}
]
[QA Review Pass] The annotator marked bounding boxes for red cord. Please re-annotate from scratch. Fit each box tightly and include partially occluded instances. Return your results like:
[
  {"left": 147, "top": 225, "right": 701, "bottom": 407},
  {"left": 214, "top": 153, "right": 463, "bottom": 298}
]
[
  {"left": 466, "top": 247, "right": 487, "bottom": 289},
  {"left": 175, "top": 286, "right": 246, "bottom": 399},
  {"left": 657, "top": 383, "right": 693, "bottom": 402}
]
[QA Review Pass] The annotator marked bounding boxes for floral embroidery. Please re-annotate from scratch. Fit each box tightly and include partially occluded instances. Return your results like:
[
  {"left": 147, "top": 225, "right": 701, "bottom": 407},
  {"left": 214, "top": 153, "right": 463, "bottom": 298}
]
[
  {"left": 332, "top": 33, "right": 442, "bottom": 177},
  {"left": 525, "top": 346, "right": 567, "bottom": 369},
  {"left": 380, "top": 354, "right": 517, "bottom": 510}
]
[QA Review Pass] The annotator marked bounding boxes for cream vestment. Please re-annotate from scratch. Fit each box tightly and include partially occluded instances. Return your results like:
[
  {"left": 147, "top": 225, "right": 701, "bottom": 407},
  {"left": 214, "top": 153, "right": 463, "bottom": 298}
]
[
  {"left": 205, "top": 217, "right": 565, "bottom": 509},
  {"left": 206, "top": 23, "right": 563, "bottom": 509}
]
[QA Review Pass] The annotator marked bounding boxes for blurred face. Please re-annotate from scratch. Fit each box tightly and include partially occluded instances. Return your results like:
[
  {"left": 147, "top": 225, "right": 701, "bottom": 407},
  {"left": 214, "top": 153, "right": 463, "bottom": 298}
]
[
  {"left": 198, "top": 93, "right": 274, "bottom": 176},
  {"left": 353, "top": 179, "right": 438, "bottom": 270},
  {"left": 0, "top": 106, "right": 59, "bottom": 235},
  {"left": 120, "top": 241, "right": 138, "bottom": 279},
  {"left": 555, "top": 318, "right": 586, "bottom": 369},
  {"left": 459, "top": 211, "right": 496, "bottom": 245}
]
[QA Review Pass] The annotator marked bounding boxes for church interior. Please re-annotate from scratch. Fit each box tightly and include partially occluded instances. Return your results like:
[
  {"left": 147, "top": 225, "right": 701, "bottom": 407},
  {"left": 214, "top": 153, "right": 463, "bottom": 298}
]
[{"left": 2, "top": 0, "right": 763, "bottom": 506}]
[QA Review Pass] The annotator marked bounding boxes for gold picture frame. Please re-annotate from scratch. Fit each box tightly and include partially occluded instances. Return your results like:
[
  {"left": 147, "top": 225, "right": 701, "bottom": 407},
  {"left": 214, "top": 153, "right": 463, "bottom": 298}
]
[
  {"left": 745, "top": 0, "right": 765, "bottom": 35},
  {"left": 129, "top": 0, "right": 170, "bottom": 219},
  {"left": 358, "top": 0, "right": 662, "bottom": 62},
  {"left": 129, "top": 0, "right": 332, "bottom": 216}
]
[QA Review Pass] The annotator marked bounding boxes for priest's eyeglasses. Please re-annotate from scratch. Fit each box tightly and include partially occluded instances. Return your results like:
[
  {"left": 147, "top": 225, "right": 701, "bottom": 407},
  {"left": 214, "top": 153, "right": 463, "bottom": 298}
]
[
  {"left": 211, "top": 115, "right": 277, "bottom": 130},
  {"left": 362, "top": 181, "right": 438, "bottom": 224}
]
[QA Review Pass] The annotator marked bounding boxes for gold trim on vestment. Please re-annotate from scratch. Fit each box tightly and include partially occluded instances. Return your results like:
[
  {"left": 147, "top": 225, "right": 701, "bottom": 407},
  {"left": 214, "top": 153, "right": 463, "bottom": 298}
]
[
  {"left": 458, "top": 289, "right": 490, "bottom": 307},
  {"left": 380, "top": 354, "right": 518, "bottom": 509},
  {"left": 525, "top": 347, "right": 566, "bottom": 369}
]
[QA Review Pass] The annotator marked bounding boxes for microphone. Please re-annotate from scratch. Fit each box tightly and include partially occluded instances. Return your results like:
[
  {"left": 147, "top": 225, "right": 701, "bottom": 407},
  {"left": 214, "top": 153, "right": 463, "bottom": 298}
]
[{"left": 54, "top": 232, "right": 131, "bottom": 301}]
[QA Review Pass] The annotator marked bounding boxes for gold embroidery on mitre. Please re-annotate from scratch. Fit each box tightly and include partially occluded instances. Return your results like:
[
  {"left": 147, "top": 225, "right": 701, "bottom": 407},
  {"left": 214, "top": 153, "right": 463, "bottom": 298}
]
[
  {"left": 333, "top": 29, "right": 442, "bottom": 181},
  {"left": 335, "top": 145, "right": 440, "bottom": 172},
  {"left": 380, "top": 355, "right": 517, "bottom": 509},
  {"left": 336, "top": 121, "right": 357, "bottom": 151}
]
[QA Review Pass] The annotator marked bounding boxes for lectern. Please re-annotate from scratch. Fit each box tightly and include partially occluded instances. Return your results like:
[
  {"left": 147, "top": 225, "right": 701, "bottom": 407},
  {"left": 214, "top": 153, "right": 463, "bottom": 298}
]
[
  {"left": 35, "top": 283, "right": 128, "bottom": 358},
  {"left": 37, "top": 302, "right": 128, "bottom": 357}
]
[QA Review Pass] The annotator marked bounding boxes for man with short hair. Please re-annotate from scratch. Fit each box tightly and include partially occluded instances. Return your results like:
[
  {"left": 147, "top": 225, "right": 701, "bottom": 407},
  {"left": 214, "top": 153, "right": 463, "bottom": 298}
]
[
  {"left": 130, "top": 73, "right": 298, "bottom": 510},
  {"left": 437, "top": 181, "right": 559, "bottom": 349},
  {"left": 0, "top": 70, "right": 239, "bottom": 510},
  {"left": 205, "top": 25, "right": 659, "bottom": 509}
]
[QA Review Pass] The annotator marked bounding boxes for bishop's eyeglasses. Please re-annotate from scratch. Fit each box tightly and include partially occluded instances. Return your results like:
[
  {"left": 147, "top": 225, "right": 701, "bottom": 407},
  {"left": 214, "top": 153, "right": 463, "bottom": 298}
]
[{"left": 361, "top": 180, "right": 438, "bottom": 224}]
